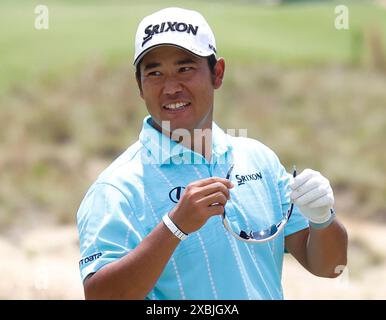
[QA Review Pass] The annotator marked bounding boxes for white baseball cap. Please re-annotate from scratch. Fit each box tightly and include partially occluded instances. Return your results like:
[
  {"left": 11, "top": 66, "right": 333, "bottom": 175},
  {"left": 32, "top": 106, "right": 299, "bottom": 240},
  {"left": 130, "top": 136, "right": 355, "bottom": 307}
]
[{"left": 133, "top": 7, "right": 217, "bottom": 66}]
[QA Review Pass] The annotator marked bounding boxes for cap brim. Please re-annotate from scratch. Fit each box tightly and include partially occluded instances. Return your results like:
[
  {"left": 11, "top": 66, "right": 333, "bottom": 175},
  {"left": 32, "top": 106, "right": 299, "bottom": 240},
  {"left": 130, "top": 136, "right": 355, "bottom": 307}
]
[{"left": 133, "top": 43, "right": 214, "bottom": 66}]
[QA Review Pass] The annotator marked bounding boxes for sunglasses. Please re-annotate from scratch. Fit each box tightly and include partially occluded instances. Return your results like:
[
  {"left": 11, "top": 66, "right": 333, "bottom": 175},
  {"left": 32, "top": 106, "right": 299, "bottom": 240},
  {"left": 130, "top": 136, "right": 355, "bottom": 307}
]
[{"left": 222, "top": 164, "right": 297, "bottom": 243}]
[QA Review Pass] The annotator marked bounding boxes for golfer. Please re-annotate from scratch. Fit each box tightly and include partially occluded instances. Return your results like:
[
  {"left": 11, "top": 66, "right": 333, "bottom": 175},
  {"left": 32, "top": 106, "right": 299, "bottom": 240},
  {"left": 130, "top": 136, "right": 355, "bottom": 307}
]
[{"left": 77, "top": 7, "right": 348, "bottom": 299}]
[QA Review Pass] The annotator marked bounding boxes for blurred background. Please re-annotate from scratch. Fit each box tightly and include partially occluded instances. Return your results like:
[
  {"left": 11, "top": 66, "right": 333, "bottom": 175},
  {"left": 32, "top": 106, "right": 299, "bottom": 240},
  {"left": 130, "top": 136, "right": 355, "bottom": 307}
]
[{"left": 0, "top": 0, "right": 385, "bottom": 299}]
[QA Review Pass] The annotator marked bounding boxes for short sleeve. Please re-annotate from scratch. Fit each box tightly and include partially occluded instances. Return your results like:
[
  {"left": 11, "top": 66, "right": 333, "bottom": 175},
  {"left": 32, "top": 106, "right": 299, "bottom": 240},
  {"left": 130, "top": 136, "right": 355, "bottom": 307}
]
[
  {"left": 276, "top": 164, "right": 309, "bottom": 238},
  {"left": 76, "top": 183, "right": 145, "bottom": 282}
]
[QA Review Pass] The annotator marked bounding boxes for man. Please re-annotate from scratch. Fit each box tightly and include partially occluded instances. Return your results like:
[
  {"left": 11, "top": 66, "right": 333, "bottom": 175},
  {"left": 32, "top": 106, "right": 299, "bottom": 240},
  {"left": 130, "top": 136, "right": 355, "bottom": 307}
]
[{"left": 77, "top": 7, "right": 348, "bottom": 300}]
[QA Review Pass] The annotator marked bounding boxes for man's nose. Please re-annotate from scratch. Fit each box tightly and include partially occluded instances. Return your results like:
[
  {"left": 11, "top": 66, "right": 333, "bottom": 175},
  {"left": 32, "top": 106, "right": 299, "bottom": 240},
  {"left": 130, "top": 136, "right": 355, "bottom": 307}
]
[{"left": 162, "top": 76, "right": 183, "bottom": 95}]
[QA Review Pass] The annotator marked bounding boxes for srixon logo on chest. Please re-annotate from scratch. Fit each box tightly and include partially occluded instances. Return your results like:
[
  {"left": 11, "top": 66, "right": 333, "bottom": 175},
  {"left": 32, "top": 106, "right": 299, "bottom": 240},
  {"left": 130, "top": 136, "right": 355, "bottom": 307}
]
[
  {"left": 142, "top": 21, "right": 199, "bottom": 46},
  {"left": 235, "top": 172, "right": 263, "bottom": 186}
]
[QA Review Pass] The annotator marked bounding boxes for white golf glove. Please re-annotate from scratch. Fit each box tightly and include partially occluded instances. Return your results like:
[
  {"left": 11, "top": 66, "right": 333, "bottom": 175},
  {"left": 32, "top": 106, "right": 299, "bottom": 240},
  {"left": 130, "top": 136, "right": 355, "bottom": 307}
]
[{"left": 289, "top": 169, "right": 335, "bottom": 226}]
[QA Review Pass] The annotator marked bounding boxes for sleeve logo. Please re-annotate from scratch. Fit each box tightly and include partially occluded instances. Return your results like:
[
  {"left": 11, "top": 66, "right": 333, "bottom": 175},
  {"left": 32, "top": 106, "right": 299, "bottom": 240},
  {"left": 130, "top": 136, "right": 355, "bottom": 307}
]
[{"left": 79, "top": 252, "right": 102, "bottom": 267}]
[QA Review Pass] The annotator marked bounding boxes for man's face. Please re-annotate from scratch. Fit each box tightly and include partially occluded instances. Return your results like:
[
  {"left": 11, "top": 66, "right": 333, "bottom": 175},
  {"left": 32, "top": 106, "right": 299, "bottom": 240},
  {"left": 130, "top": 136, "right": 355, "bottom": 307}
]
[{"left": 138, "top": 46, "right": 224, "bottom": 134}]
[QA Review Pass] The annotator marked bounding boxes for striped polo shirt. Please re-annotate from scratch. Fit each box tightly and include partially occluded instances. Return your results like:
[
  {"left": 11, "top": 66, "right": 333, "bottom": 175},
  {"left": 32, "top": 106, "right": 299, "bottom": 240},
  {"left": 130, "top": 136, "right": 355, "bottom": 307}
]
[{"left": 76, "top": 115, "right": 309, "bottom": 299}]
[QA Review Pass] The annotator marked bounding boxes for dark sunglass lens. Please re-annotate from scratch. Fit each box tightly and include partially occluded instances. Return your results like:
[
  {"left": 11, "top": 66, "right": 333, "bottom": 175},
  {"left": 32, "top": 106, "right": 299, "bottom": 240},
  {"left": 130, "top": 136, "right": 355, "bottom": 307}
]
[
  {"left": 270, "top": 224, "right": 278, "bottom": 234},
  {"left": 239, "top": 230, "right": 250, "bottom": 239}
]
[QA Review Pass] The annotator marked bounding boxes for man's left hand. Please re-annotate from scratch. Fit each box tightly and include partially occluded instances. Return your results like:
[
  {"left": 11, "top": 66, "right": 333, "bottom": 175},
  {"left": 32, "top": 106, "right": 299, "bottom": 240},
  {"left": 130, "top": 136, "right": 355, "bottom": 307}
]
[{"left": 289, "top": 169, "right": 334, "bottom": 224}]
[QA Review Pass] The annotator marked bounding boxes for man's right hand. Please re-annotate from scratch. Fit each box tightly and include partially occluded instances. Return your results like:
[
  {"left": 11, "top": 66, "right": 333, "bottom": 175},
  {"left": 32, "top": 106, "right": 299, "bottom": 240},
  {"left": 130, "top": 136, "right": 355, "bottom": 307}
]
[{"left": 168, "top": 177, "right": 234, "bottom": 234}]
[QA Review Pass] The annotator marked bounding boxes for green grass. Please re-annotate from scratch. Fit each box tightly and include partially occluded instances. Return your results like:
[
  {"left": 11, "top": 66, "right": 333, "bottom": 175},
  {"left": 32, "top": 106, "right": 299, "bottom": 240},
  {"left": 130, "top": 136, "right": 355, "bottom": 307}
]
[{"left": 1, "top": 0, "right": 385, "bottom": 94}]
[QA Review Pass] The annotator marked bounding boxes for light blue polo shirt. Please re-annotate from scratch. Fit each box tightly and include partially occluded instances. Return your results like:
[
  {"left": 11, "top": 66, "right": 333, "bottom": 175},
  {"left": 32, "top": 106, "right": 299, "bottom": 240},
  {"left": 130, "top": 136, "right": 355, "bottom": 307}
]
[{"left": 77, "top": 115, "right": 309, "bottom": 300}]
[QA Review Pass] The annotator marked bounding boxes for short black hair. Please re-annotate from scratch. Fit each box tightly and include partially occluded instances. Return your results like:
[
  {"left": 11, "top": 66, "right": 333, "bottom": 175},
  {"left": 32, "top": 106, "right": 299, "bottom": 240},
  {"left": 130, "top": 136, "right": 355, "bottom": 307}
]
[{"left": 135, "top": 54, "right": 218, "bottom": 87}]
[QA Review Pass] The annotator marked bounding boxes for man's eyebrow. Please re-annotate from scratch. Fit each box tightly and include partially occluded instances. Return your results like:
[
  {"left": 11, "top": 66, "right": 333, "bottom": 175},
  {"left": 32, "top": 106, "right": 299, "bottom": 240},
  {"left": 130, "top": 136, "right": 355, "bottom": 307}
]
[
  {"left": 143, "top": 62, "right": 161, "bottom": 71},
  {"left": 143, "top": 58, "right": 197, "bottom": 71}
]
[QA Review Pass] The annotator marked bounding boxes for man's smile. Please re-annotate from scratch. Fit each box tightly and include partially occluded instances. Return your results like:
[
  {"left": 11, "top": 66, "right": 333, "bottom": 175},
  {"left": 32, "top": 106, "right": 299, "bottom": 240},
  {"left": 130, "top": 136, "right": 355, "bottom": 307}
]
[{"left": 162, "top": 101, "right": 191, "bottom": 112}]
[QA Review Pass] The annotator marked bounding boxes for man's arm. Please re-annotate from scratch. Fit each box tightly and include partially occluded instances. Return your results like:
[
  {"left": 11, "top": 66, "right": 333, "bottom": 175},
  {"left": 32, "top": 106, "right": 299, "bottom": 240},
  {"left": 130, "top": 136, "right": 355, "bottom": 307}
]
[
  {"left": 285, "top": 219, "right": 348, "bottom": 277},
  {"left": 284, "top": 168, "right": 348, "bottom": 277},
  {"left": 84, "top": 177, "right": 233, "bottom": 299},
  {"left": 84, "top": 219, "right": 180, "bottom": 299}
]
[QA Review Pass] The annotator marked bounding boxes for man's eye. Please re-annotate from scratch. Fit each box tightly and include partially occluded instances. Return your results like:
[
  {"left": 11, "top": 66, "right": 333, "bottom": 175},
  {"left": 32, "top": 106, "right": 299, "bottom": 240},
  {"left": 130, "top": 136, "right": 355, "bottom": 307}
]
[
  {"left": 148, "top": 71, "right": 161, "bottom": 77},
  {"left": 179, "top": 67, "right": 193, "bottom": 72}
]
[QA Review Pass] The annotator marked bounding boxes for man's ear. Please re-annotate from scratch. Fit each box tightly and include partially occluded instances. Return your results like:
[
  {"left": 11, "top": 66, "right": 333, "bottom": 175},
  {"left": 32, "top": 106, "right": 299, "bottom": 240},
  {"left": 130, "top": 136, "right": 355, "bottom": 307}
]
[
  {"left": 135, "top": 64, "right": 145, "bottom": 98},
  {"left": 136, "top": 76, "right": 144, "bottom": 99},
  {"left": 213, "top": 58, "right": 225, "bottom": 89}
]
